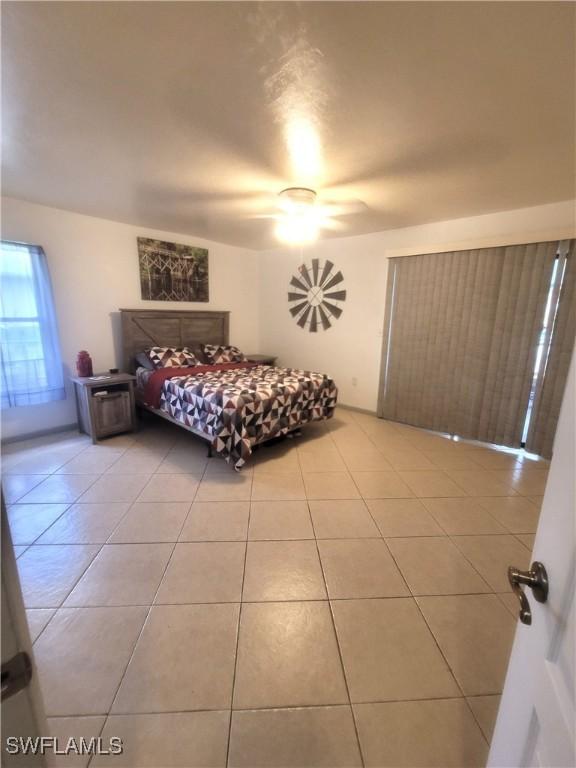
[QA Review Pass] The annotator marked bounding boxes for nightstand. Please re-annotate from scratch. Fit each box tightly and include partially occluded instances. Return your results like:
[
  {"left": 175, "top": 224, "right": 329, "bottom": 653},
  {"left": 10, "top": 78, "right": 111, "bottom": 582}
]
[
  {"left": 246, "top": 354, "right": 277, "bottom": 366},
  {"left": 71, "top": 373, "right": 137, "bottom": 443}
]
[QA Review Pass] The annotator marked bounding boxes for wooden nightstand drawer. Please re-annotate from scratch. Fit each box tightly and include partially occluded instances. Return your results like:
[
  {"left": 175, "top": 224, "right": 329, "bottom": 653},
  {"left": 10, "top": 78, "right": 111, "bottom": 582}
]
[
  {"left": 92, "top": 390, "right": 132, "bottom": 436},
  {"left": 72, "top": 373, "right": 137, "bottom": 443}
]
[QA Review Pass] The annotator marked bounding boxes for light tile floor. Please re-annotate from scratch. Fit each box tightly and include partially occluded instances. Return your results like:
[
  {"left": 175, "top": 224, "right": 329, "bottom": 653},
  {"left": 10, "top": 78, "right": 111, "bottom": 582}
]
[{"left": 2, "top": 408, "right": 547, "bottom": 767}]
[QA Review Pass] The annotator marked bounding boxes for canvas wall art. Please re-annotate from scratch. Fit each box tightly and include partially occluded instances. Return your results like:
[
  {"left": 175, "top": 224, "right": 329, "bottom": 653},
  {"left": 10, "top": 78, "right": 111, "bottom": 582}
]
[{"left": 137, "top": 237, "right": 209, "bottom": 302}]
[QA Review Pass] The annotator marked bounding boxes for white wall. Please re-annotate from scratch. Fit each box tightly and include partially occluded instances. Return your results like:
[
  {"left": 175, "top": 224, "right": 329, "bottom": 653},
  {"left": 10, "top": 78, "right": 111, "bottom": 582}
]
[
  {"left": 259, "top": 200, "right": 576, "bottom": 411},
  {"left": 1, "top": 197, "right": 260, "bottom": 440},
  {"left": 3, "top": 196, "right": 574, "bottom": 439}
]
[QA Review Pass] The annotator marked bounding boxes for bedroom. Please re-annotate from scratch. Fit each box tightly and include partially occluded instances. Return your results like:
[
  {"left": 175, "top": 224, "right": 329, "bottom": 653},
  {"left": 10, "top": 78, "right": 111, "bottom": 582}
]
[{"left": 1, "top": 2, "right": 575, "bottom": 767}]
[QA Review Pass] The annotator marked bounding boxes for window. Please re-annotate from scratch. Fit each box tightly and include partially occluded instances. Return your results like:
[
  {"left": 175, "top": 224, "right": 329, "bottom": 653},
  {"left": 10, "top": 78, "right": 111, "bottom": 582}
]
[
  {"left": 0, "top": 241, "right": 65, "bottom": 408},
  {"left": 520, "top": 251, "right": 566, "bottom": 445}
]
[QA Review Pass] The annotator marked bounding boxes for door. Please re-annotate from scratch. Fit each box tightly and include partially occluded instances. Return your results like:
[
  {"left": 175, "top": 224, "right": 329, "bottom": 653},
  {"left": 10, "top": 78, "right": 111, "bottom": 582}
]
[
  {"left": 488, "top": 350, "right": 575, "bottom": 767},
  {"left": 1, "top": 495, "right": 47, "bottom": 766}
]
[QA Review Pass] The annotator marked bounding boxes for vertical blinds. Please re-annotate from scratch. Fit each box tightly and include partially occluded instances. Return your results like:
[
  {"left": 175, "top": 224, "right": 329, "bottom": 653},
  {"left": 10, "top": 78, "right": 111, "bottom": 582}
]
[{"left": 378, "top": 240, "right": 574, "bottom": 457}]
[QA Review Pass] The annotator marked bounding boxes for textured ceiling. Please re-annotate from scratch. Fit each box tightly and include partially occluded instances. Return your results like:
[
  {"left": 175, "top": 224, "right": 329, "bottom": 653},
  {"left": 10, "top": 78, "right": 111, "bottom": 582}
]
[{"left": 2, "top": 1, "right": 575, "bottom": 249}]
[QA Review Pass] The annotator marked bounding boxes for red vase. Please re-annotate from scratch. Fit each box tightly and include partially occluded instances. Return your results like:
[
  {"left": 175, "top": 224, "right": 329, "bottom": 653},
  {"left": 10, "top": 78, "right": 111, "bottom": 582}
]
[{"left": 76, "top": 350, "right": 93, "bottom": 377}]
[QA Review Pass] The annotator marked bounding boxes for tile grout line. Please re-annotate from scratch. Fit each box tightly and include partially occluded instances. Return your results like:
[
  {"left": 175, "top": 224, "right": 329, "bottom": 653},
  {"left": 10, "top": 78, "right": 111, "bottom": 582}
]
[
  {"left": 84, "top": 524, "right": 181, "bottom": 767},
  {"left": 11, "top": 501, "right": 74, "bottom": 548},
  {"left": 225, "top": 467, "right": 253, "bottom": 768},
  {"left": 8, "top": 415, "right": 543, "bottom": 758},
  {"left": 346, "top": 425, "right": 495, "bottom": 750},
  {"left": 85, "top": 713, "right": 109, "bottom": 768},
  {"left": 448, "top": 534, "right": 528, "bottom": 592},
  {"left": 25, "top": 538, "right": 107, "bottom": 645},
  {"left": 26, "top": 591, "right": 528, "bottom": 611},
  {"left": 309, "top": 506, "right": 366, "bottom": 768},
  {"left": 329, "top": 428, "right": 373, "bottom": 504},
  {"left": 23, "top": 529, "right": 537, "bottom": 545},
  {"left": 105, "top": 537, "right": 180, "bottom": 717},
  {"left": 13, "top": 469, "right": 104, "bottom": 507},
  {"left": 12, "top": 459, "right": 135, "bottom": 643},
  {"left": 383, "top": 529, "right": 495, "bottom": 596},
  {"left": 102, "top": 496, "right": 148, "bottom": 545},
  {"left": 419, "top": 495, "right": 535, "bottom": 539},
  {"left": 357, "top": 495, "right": 424, "bottom": 603},
  {"left": 52, "top": 538, "right": 107, "bottom": 609},
  {"left": 47, "top": 694, "right": 506, "bottom": 720},
  {"left": 410, "top": 593, "right": 492, "bottom": 748},
  {"left": 27, "top": 608, "right": 57, "bottom": 647},
  {"left": 352, "top": 409, "right": 541, "bottom": 492},
  {"left": 3, "top": 439, "right": 95, "bottom": 478}
]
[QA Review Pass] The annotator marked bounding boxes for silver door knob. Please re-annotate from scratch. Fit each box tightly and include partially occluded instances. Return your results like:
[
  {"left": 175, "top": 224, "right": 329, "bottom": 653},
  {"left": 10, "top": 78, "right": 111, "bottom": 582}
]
[{"left": 508, "top": 561, "right": 549, "bottom": 625}]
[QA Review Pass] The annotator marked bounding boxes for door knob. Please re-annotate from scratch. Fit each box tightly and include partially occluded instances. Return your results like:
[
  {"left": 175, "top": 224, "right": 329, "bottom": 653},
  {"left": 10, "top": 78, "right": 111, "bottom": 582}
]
[
  {"left": 508, "top": 561, "right": 549, "bottom": 625},
  {"left": 1, "top": 651, "right": 32, "bottom": 701}
]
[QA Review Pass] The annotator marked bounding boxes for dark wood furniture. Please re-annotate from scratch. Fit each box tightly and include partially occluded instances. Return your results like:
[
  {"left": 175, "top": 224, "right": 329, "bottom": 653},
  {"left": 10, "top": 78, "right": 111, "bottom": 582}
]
[
  {"left": 71, "top": 373, "right": 137, "bottom": 443},
  {"left": 246, "top": 354, "right": 277, "bottom": 365}
]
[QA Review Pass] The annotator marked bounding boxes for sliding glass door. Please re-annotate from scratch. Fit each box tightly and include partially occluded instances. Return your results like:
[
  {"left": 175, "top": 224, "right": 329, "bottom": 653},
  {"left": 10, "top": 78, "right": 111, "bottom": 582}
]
[{"left": 378, "top": 239, "right": 575, "bottom": 458}]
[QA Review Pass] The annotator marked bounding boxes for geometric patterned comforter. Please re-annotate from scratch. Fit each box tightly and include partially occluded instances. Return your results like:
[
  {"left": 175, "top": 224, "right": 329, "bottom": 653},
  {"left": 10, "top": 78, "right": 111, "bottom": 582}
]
[{"left": 139, "top": 365, "right": 337, "bottom": 469}]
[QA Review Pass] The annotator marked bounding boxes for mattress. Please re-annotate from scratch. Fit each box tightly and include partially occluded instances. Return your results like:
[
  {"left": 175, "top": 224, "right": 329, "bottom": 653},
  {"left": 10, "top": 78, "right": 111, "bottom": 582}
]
[{"left": 136, "top": 364, "right": 337, "bottom": 469}]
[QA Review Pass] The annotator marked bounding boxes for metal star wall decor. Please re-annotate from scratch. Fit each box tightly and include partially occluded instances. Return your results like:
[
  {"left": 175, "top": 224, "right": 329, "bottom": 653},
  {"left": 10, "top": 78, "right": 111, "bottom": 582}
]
[{"left": 287, "top": 258, "right": 347, "bottom": 332}]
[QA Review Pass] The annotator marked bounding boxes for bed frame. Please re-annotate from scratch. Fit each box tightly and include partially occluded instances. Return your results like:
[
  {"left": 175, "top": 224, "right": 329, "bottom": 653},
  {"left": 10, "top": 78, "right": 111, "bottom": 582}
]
[
  {"left": 120, "top": 308, "right": 230, "bottom": 374},
  {"left": 119, "top": 308, "right": 299, "bottom": 456}
]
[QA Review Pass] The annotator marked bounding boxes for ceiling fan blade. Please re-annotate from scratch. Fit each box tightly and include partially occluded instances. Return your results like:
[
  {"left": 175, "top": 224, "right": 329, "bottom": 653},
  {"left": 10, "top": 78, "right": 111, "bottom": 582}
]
[
  {"left": 319, "top": 218, "right": 347, "bottom": 232},
  {"left": 187, "top": 192, "right": 277, "bottom": 215},
  {"left": 319, "top": 198, "right": 368, "bottom": 217}
]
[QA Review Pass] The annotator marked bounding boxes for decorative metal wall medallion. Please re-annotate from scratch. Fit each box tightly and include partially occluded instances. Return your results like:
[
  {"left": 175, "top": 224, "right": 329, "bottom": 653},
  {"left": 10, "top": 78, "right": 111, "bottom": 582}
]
[{"left": 287, "top": 258, "right": 346, "bottom": 332}]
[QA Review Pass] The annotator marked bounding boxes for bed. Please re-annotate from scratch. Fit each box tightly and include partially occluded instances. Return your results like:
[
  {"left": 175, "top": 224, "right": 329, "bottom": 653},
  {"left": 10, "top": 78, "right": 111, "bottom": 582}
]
[{"left": 120, "top": 308, "right": 338, "bottom": 469}]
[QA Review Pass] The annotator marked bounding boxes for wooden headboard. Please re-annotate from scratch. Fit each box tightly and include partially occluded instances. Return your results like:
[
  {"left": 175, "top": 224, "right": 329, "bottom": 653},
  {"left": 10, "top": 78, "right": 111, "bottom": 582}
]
[{"left": 120, "top": 308, "right": 230, "bottom": 372}]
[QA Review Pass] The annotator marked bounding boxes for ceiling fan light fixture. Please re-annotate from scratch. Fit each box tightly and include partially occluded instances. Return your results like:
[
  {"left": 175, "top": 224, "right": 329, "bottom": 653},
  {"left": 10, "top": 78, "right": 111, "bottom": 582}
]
[
  {"left": 275, "top": 187, "right": 320, "bottom": 244},
  {"left": 278, "top": 187, "right": 317, "bottom": 213},
  {"left": 274, "top": 213, "right": 319, "bottom": 245}
]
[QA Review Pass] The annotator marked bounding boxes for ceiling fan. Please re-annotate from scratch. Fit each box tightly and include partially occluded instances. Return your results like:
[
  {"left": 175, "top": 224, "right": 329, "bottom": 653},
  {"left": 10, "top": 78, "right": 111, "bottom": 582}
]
[{"left": 257, "top": 186, "right": 366, "bottom": 244}]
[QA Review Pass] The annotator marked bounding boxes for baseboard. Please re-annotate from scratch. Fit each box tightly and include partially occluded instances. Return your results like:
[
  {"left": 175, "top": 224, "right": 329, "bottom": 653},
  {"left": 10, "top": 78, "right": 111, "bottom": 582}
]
[
  {"left": 338, "top": 403, "right": 377, "bottom": 416},
  {"left": 1, "top": 407, "right": 376, "bottom": 444},
  {"left": 1, "top": 423, "right": 79, "bottom": 446}
]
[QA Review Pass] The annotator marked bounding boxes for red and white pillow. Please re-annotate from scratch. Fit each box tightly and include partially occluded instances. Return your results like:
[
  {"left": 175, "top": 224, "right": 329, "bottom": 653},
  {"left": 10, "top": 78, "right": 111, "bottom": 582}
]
[
  {"left": 145, "top": 346, "right": 199, "bottom": 369},
  {"left": 201, "top": 344, "right": 245, "bottom": 364}
]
